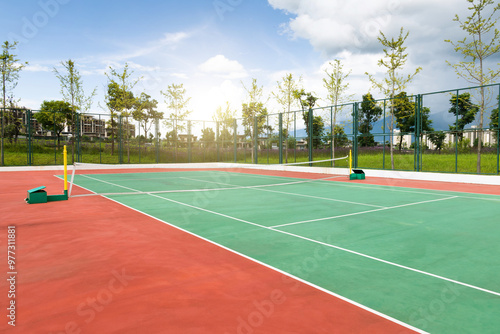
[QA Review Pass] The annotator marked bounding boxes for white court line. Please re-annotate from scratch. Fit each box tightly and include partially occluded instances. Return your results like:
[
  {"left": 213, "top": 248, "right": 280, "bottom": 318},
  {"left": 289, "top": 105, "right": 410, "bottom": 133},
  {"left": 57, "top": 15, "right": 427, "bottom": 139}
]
[
  {"left": 180, "top": 177, "right": 385, "bottom": 209},
  {"left": 271, "top": 196, "right": 459, "bottom": 228},
  {"left": 235, "top": 171, "right": 500, "bottom": 202},
  {"left": 74, "top": 175, "right": 500, "bottom": 300},
  {"left": 80, "top": 174, "right": 141, "bottom": 192},
  {"left": 101, "top": 195, "right": 427, "bottom": 334}
]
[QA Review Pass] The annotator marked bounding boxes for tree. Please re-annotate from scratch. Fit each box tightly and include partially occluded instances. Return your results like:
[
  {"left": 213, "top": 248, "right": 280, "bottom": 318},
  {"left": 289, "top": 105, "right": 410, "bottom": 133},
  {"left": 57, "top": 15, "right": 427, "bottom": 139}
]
[
  {"left": 324, "top": 125, "right": 349, "bottom": 148},
  {"left": 161, "top": 83, "right": 192, "bottom": 133},
  {"left": 448, "top": 93, "right": 479, "bottom": 140},
  {"left": 3, "top": 97, "right": 25, "bottom": 144},
  {"left": 200, "top": 127, "right": 215, "bottom": 148},
  {"left": 490, "top": 95, "right": 499, "bottom": 138},
  {"left": 133, "top": 92, "right": 162, "bottom": 140},
  {"left": 104, "top": 63, "right": 140, "bottom": 161},
  {"left": 446, "top": 0, "right": 500, "bottom": 173},
  {"left": 294, "top": 89, "right": 323, "bottom": 149},
  {"left": 53, "top": 59, "right": 97, "bottom": 160},
  {"left": 241, "top": 79, "right": 271, "bottom": 160},
  {"left": 34, "top": 100, "right": 72, "bottom": 148},
  {"left": 213, "top": 102, "right": 236, "bottom": 147},
  {"left": 272, "top": 73, "right": 302, "bottom": 162},
  {"left": 392, "top": 92, "right": 415, "bottom": 151},
  {"left": 323, "top": 60, "right": 353, "bottom": 164},
  {"left": 358, "top": 93, "right": 383, "bottom": 147},
  {"left": 366, "top": 28, "right": 422, "bottom": 169},
  {"left": 428, "top": 131, "right": 447, "bottom": 152},
  {"left": 1, "top": 41, "right": 27, "bottom": 165}
]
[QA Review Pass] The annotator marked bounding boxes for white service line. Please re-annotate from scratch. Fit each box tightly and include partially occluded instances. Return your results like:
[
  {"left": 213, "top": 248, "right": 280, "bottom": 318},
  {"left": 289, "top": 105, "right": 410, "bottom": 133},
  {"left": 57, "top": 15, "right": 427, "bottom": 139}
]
[
  {"left": 180, "top": 176, "right": 384, "bottom": 208},
  {"left": 74, "top": 175, "right": 500, "bottom": 300},
  {"left": 101, "top": 194, "right": 427, "bottom": 334},
  {"left": 271, "top": 196, "right": 459, "bottom": 228}
]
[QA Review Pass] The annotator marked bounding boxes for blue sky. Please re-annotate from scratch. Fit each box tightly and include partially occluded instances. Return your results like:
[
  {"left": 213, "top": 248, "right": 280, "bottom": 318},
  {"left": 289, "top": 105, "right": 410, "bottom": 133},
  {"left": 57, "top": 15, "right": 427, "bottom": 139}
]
[{"left": 1, "top": 0, "right": 498, "bottom": 124}]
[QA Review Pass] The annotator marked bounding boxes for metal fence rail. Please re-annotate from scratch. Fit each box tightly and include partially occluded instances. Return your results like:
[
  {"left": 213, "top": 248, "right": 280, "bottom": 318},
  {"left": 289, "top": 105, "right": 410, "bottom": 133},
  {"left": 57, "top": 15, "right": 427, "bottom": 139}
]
[{"left": 1, "top": 83, "right": 499, "bottom": 174}]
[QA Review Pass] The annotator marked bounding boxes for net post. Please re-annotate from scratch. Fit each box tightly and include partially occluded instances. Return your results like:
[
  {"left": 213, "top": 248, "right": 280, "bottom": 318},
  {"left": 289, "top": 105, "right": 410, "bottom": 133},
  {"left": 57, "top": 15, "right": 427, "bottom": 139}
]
[{"left": 64, "top": 145, "right": 68, "bottom": 191}]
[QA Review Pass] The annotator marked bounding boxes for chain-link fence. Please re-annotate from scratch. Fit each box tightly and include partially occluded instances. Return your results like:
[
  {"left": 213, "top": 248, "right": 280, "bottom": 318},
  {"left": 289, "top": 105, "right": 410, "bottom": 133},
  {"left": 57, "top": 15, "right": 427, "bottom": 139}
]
[{"left": 1, "top": 83, "right": 499, "bottom": 174}]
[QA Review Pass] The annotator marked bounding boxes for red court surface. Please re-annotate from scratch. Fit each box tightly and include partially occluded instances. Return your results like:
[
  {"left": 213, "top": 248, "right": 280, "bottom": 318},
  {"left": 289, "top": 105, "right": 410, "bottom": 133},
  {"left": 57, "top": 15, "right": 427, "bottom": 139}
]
[{"left": 4, "top": 167, "right": 490, "bottom": 333}]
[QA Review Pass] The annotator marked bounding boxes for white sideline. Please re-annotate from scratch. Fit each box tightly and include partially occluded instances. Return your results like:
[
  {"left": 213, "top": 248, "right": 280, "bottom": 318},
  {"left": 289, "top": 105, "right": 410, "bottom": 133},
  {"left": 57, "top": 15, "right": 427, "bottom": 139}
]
[{"left": 2, "top": 162, "right": 500, "bottom": 185}]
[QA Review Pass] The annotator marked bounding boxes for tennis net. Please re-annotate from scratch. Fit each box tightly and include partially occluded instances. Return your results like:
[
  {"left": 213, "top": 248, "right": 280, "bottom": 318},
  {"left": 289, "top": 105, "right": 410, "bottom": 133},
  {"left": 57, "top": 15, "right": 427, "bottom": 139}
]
[{"left": 68, "top": 157, "right": 349, "bottom": 198}]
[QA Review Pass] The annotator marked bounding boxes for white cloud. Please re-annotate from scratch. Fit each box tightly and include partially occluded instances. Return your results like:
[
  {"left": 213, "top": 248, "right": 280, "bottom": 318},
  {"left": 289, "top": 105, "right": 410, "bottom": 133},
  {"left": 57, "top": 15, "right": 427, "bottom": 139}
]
[
  {"left": 171, "top": 73, "right": 189, "bottom": 79},
  {"left": 269, "top": 0, "right": 469, "bottom": 56},
  {"left": 24, "top": 64, "right": 51, "bottom": 72},
  {"left": 161, "top": 32, "right": 190, "bottom": 46},
  {"left": 198, "top": 55, "right": 248, "bottom": 79}
]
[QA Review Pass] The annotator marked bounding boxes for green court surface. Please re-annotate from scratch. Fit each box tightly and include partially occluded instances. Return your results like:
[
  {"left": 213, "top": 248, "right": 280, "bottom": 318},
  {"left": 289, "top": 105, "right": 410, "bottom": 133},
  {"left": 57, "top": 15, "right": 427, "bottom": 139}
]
[{"left": 68, "top": 170, "right": 500, "bottom": 333}]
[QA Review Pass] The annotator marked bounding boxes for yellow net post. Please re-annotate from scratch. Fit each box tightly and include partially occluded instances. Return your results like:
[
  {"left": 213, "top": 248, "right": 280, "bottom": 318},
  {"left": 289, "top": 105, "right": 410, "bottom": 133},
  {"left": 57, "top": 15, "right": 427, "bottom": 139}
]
[{"left": 64, "top": 145, "right": 68, "bottom": 192}]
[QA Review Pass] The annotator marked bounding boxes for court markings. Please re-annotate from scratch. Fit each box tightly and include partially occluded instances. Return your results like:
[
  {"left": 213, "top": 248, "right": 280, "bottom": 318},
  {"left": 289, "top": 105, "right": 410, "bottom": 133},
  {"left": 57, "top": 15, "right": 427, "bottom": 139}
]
[
  {"left": 271, "top": 196, "right": 458, "bottom": 228},
  {"left": 74, "top": 173, "right": 500, "bottom": 299},
  {"left": 180, "top": 176, "right": 386, "bottom": 209},
  {"left": 102, "top": 194, "right": 428, "bottom": 334}
]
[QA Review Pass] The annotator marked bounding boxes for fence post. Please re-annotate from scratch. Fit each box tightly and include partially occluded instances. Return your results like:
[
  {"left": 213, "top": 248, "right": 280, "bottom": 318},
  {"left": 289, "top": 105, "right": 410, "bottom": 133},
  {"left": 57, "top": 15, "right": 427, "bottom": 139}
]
[
  {"left": 308, "top": 108, "right": 313, "bottom": 165},
  {"left": 233, "top": 119, "right": 237, "bottom": 163},
  {"left": 454, "top": 89, "right": 459, "bottom": 173},
  {"left": 352, "top": 103, "right": 359, "bottom": 169},
  {"left": 76, "top": 112, "right": 81, "bottom": 163},
  {"left": 216, "top": 121, "right": 220, "bottom": 162},
  {"left": 119, "top": 115, "right": 123, "bottom": 164},
  {"left": 497, "top": 84, "right": 500, "bottom": 174},
  {"left": 27, "top": 109, "right": 32, "bottom": 166},
  {"left": 155, "top": 117, "right": 160, "bottom": 164},
  {"left": 254, "top": 116, "right": 258, "bottom": 164},
  {"left": 415, "top": 95, "right": 421, "bottom": 172},
  {"left": 188, "top": 120, "right": 192, "bottom": 163},
  {"left": 279, "top": 113, "right": 283, "bottom": 164}
]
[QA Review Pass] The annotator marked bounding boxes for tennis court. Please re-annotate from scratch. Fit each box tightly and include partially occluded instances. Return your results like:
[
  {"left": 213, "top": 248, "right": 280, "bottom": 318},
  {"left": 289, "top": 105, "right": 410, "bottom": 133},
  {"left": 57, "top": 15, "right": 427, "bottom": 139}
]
[{"left": 2, "top": 163, "right": 500, "bottom": 333}]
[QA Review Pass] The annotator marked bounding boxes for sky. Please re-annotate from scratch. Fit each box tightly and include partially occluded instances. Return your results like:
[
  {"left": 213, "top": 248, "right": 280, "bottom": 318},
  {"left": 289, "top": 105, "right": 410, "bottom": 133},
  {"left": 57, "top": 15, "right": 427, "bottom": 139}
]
[{"left": 1, "top": 0, "right": 499, "bottom": 125}]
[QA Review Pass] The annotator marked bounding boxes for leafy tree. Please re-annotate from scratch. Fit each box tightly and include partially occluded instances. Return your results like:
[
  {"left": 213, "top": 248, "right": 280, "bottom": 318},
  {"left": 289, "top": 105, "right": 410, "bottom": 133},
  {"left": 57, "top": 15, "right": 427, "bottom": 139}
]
[
  {"left": 1, "top": 41, "right": 27, "bottom": 165},
  {"left": 34, "top": 100, "right": 72, "bottom": 148},
  {"left": 212, "top": 102, "right": 236, "bottom": 147},
  {"left": 133, "top": 92, "right": 162, "bottom": 140},
  {"left": 165, "top": 129, "right": 178, "bottom": 147},
  {"left": 392, "top": 92, "right": 415, "bottom": 151},
  {"left": 323, "top": 60, "right": 353, "bottom": 163},
  {"left": 490, "top": 95, "right": 499, "bottom": 138},
  {"left": 358, "top": 93, "right": 383, "bottom": 147},
  {"left": 104, "top": 63, "right": 140, "bottom": 160},
  {"left": 445, "top": 0, "right": 500, "bottom": 173},
  {"left": 324, "top": 125, "right": 349, "bottom": 148},
  {"left": 161, "top": 83, "right": 192, "bottom": 133},
  {"left": 241, "top": 79, "right": 271, "bottom": 160},
  {"left": 53, "top": 59, "right": 96, "bottom": 160},
  {"left": 392, "top": 92, "right": 433, "bottom": 151},
  {"left": 294, "top": 89, "right": 323, "bottom": 149},
  {"left": 272, "top": 73, "right": 302, "bottom": 162},
  {"left": 428, "top": 131, "right": 447, "bottom": 152},
  {"left": 448, "top": 93, "right": 479, "bottom": 140},
  {"left": 366, "top": 28, "right": 422, "bottom": 168},
  {"left": 3, "top": 98, "right": 24, "bottom": 144},
  {"left": 200, "top": 127, "right": 215, "bottom": 148}
]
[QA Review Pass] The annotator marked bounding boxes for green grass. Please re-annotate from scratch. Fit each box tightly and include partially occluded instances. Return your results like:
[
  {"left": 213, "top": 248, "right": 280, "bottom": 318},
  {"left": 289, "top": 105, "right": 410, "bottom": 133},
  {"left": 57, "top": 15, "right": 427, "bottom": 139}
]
[{"left": 1, "top": 141, "right": 499, "bottom": 175}]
